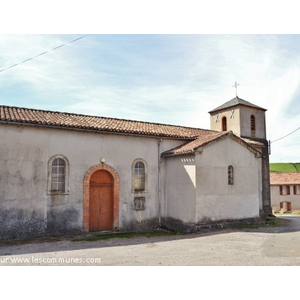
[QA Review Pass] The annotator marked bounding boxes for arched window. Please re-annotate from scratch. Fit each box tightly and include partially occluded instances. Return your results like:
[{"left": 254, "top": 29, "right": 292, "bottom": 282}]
[
  {"left": 132, "top": 159, "right": 147, "bottom": 192},
  {"left": 134, "top": 161, "right": 145, "bottom": 191},
  {"left": 251, "top": 115, "right": 255, "bottom": 131},
  {"left": 51, "top": 158, "right": 65, "bottom": 191},
  {"left": 228, "top": 165, "right": 234, "bottom": 185},
  {"left": 222, "top": 117, "right": 227, "bottom": 131},
  {"left": 47, "top": 155, "right": 69, "bottom": 194}
]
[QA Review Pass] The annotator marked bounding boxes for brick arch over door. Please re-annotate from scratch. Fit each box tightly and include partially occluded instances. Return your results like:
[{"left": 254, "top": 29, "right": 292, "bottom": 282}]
[{"left": 83, "top": 163, "right": 119, "bottom": 232}]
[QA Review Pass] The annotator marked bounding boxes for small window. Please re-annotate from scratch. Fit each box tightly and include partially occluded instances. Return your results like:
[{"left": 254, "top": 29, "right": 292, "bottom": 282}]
[
  {"left": 47, "top": 154, "right": 69, "bottom": 194},
  {"left": 251, "top": 115, "right": 255, "bottom": 131},
  {"left": 293, "top": 185, "right": 300, "bottom": 195},
  {"left": 228, "top": 165, "right": 234, "bottom": 185},
  {"left": 280, "top": 185, "right": 290, "bottom": 196},
  {"left": 222, "top": 117, "right": 227, "bottom": 131},
  {"left": 134, "top": 161, "right": 145, "bottom": 191}
]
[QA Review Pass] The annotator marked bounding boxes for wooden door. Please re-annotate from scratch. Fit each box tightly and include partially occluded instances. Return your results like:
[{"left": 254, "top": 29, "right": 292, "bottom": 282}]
[{"left": 89, "top": 170, "right": 113, "bottom": 231}]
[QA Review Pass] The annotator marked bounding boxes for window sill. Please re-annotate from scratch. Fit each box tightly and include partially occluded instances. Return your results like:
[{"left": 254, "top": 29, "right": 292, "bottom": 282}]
[
  {"left": 47, "top": 190, "right": 69, "bottom": 195},
  {"left": 132, "top": 189, "right": 148, "bottom": 194}
]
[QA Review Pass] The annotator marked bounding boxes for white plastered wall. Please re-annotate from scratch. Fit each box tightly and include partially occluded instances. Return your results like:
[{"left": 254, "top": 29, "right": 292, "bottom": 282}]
[
  {"left": 0, "top": 123, "right": 184, "bottom": 237},
  {"left": 163, "top": 155, "right": 196, "bottom": 223},
  {"left": 195, "top": 137, "right": 262, "bottom": 222}
]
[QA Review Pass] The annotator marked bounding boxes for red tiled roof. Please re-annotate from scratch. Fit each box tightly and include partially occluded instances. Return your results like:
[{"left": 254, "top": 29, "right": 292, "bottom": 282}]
[
  {"left": 0, "top": 105, "right": 216, "bottom": 140},
  {"left": 270, "top": 172, "right": 300, "bottom": 185},
  {"left": 162, "top": 131, "right": 260, "bottom": 157},
  {"left": 162, "top": 131, "right": 226, "bottom": 156}
]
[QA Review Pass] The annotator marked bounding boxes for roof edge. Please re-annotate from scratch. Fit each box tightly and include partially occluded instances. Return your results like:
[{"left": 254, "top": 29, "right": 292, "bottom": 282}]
[
  {"left": 162, "top": 131, "right": 262, "bottom": 158},
  {"left": 0, "top": 104, "right": 212, "bottom": 134},
  {"left": 208, "top": 96, "right": 267, "bottom": 114},
  {"left": 0, "top": 119, "right": 198, "bottom": 141}
]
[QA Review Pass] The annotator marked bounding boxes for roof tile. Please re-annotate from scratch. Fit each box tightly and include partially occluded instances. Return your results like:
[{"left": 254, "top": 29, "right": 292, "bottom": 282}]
[
  {"left": 162, "top": 131, "right": 261, "bottom": 157},
  {"left": 0, "top": 105, "right": 215, "bottom": 139},
  {"left": 209, "top": 96, "right": 266, "bottom": 113},
  {"left": 162, "top": 131, "right": 226, "bottom": 156},
  {"left": 270, "top": 172, "right": 300, "bottom": 185}
]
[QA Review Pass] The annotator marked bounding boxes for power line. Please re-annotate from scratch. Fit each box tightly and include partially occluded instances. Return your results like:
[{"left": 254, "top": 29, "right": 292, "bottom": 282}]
[
  {"left": 0, "top": 34, "right": 91, "bottom": 73},
  {"left": 271, "top": 125, "right": 300, "bottom": 143}
]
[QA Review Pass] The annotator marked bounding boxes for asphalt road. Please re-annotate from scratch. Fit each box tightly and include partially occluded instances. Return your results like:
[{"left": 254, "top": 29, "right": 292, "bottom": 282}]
[{"left": 1, "top": 215, "right": 300, "bottom": 266}]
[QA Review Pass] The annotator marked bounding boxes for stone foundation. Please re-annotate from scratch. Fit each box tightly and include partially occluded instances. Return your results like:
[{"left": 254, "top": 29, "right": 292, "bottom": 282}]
[{"left": 161, "top": 217, "right": 267, "bottom": 233}]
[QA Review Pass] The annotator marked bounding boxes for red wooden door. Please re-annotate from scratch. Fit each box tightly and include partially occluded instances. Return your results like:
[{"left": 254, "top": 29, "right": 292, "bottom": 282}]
[{"left": 89, "top": 170, "right": 113, "bottom": 231}]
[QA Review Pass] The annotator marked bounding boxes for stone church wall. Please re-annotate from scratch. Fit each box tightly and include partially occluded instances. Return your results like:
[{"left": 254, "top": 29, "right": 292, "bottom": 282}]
[
  {"left": 0, "top": 123, "right": 182, "bottom": 240},
  {"left": 195, "top": 137, "right": 262, "bottom": 223}
]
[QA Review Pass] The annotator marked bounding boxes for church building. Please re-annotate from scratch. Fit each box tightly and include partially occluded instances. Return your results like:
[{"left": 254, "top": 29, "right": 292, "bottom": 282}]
[{"left": 0, "top": 96, "right": 272, "bottom": 240}]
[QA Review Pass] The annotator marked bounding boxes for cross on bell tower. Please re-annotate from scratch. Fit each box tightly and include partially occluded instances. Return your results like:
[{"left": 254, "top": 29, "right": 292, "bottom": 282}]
[{"left": 233, "top": 81, "right": 240, "bottom": 97}]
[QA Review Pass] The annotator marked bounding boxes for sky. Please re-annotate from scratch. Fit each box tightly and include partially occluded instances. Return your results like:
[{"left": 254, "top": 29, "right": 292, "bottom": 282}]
[{"left": 1, "top": 2, "right": 300, "bottom": 164}]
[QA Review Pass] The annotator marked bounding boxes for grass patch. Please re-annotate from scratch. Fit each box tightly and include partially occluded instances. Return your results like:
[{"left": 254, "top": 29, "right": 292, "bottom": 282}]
[
  {"left": 72, "top": 230, "right": 178, "bottom": 242},
  {"left": 270, "top": 163, "right": 300, "bottom": 173},
  {"left": 233, "top": 218, "right": 283, "bottom": 230},
  {"left": 266, "top": 218, "right": 283, "bottom": 227},
  {"left": 233, "top": 224, "right": 266, "bottom": 230}
]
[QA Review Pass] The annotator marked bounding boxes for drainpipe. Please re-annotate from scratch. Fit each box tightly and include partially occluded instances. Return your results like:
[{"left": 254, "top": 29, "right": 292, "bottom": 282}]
[{"left": 158, "top": 138, "right": 162, "bottom": 227}]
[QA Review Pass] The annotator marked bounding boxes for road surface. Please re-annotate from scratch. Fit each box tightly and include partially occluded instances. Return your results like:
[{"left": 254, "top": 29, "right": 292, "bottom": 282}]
[{"left": 0, "top": 216, "right": 299, "bottom": 266}]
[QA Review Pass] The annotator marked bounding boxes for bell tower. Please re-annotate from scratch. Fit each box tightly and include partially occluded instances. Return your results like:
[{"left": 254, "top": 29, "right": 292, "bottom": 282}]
[
  {"left": 208, "top": 94, "right": 272, "bottom": 217},
  {"left": 208, "top": 96, "right": 267, "bottom": 140}
]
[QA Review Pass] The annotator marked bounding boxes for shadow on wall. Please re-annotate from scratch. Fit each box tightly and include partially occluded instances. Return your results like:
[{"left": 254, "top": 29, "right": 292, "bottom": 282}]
[
  {"left": 0, "top": 209, "right": 45, "bottom": 240},
  {"left": 46, "top": 208, "right": 82, "bottom": 236}
]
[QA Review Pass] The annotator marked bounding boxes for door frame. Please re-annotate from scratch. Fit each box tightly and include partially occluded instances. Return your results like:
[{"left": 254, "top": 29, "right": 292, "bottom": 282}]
[{"left": 83, "top": 163, "right": 119, "bottom": 233}]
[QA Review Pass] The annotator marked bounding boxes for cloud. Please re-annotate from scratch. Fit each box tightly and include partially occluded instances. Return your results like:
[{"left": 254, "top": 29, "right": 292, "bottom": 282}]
[{"left": 2, "top": 34, "right": 300, "bottom": 162}]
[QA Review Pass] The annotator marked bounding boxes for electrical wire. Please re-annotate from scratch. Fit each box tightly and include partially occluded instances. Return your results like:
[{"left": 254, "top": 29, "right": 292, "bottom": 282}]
[
  {"left": 7, "top": 33, "right": 298, "bottom": 146},
  {"left": 0, "top": 34, "right": 91, "bottom": 73},
  {"left": 271, "top": 125, "right": 300, "bottom": 143}
]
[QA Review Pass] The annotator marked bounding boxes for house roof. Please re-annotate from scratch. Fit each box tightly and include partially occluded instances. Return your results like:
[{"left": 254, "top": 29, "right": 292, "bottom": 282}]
[
  {"left": 209, "top": 96, "right": 267, "bottom": 114},
  {"left": 161, "top": 131, "right": 261, "bottom": 157},
  {"left": 0, "top": 105, "right": 216, "bottom": 140},
  {"left": 270, "top": 172, "right": 300, "bottom": 185}
]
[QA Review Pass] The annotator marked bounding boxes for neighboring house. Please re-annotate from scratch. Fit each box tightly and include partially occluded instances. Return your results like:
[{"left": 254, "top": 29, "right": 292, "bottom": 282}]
[
  {"left": 0, "top": 96, "right": 272, "bottom": 240},
  {"left": 270, "top": 172, "right": 300, "bottom": 212}
]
